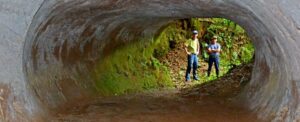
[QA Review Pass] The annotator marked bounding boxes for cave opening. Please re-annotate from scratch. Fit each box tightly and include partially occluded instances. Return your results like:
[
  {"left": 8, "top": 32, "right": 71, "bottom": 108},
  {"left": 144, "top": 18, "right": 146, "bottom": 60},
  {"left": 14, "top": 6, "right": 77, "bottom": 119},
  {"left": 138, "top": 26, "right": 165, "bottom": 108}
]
[
  {"left": 22, "top": 0, "right": 296, "bottom": 121},
  {"left": 154, "top": 18, "right": 255, "bottom": 90}
]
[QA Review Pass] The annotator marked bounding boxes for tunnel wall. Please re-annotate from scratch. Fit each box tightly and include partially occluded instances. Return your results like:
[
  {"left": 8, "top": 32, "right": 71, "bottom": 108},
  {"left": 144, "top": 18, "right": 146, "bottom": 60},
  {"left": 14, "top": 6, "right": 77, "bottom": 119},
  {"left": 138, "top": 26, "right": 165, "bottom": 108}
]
[
  {"left": 0, "top": 0, "right": 300, "bottom": 121},
  {"left": 0, "top": 0, "right": 45, "bottom": 121}
]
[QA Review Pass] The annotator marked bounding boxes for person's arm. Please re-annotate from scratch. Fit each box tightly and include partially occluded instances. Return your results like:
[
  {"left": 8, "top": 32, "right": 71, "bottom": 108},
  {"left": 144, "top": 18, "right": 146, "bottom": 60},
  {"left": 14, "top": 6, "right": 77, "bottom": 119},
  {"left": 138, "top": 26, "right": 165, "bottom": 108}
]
[
  {"left": 214, "top": 44, "right": 221, "bottom": 53},
  {"left": 185, "top": 47, "right": 191, "bottom": 55},
  {"left": 196, "top": 41, "right": 200, "bottom": 55},
  {"left": 207, "top": 45, "right": 212, "bottom": 54},
  {"left": 210, "top": 44, "right": 221, "bottom": 53},
  {"left": 210, "top": 49, "right": 220, "bottom": 53},
  {"left": 185, "top": 40, "right": 191, "bottom": 55}
]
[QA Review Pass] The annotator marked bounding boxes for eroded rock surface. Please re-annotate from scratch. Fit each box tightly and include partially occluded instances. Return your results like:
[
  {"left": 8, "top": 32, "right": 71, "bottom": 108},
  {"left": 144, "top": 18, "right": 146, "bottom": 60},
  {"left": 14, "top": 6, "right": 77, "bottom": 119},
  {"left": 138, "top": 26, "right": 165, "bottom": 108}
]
[{"left": 0, "top": 0, "right": 299, "bottom": 121}]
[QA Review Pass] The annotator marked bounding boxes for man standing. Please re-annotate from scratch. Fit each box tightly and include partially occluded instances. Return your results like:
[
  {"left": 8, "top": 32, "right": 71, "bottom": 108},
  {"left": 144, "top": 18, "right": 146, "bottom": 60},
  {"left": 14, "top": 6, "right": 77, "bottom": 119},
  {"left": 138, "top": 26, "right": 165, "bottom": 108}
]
[
  {"left": 207, "top": 36, "right": 221, "bottom": 77},
  {"left": 185, "top": 30, "right": 200, "bottom": 82}
]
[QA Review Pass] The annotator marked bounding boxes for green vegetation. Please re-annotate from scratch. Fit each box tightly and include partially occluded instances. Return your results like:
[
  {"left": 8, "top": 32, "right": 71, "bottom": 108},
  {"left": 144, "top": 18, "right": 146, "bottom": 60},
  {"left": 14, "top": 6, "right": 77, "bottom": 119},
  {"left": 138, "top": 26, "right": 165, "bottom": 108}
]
[
  {"left": 203, "top": 18, "right": 254, "bottom": 64},
  {"left": 155, "top": 18, "right": 255, "bottom": 82},
  {"left": 200, "top": 18, "right": 254, "bottom": 80},
  {"left": 92, "top": 18, "right": 254, "bottom": 96},
  {"left": 93, "top": 39, "right": 173, "bottom": 96}
]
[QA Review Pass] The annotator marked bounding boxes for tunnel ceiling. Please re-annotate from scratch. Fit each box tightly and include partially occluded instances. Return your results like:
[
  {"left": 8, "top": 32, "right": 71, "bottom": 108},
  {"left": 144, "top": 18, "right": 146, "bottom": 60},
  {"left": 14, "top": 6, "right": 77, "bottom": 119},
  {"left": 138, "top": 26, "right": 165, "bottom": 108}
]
[{"left": 21, "top": 0, "right": 300, "bottom": 121}]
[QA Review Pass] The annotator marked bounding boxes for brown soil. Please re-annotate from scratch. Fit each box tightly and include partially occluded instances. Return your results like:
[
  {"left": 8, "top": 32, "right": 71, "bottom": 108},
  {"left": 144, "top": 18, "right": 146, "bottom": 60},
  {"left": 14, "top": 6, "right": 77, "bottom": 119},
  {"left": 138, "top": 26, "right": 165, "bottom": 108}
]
[
  {"left": 54, "top": 89, "right": 261, "bottom": 122},
  {"left": 180, "top": 63, "right": 253, "bottom": 98},
  {"left": 53, "top": 42, "right": 260, "bottom": 122}
]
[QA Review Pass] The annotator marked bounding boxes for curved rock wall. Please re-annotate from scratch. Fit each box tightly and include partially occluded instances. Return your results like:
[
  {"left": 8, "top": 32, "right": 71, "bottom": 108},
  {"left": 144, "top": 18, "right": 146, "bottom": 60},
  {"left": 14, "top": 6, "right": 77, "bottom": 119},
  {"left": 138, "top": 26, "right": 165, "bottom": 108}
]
[
  {"left": 0, "top": 0, "right": 45, "bottom": 121},
  {"left": 0, "top": 0, "right": 299, "bottom": 121}
]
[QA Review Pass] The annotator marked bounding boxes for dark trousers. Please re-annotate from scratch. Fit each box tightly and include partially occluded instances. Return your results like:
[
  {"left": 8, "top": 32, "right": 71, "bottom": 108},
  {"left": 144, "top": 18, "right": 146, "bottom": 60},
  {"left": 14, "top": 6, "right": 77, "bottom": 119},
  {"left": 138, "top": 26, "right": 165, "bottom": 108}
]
[
  {"left": 207, "top": 55, "right": 220, "bottom": 77},
  {"left": 185, "top": 54, "right": 198, "bottom": 81}
]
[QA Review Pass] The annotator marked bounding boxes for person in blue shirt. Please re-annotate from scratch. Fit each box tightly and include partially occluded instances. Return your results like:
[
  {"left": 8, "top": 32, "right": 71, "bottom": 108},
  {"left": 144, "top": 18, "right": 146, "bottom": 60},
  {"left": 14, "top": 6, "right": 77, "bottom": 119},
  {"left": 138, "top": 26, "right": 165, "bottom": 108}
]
[{"left": 207, "top": 36, "right": 221, "bottom": 77}]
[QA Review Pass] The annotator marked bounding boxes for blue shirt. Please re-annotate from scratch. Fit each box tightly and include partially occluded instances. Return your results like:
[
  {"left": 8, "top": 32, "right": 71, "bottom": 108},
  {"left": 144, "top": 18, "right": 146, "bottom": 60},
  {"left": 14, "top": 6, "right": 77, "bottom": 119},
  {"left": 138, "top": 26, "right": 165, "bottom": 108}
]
[{"left": 208, "top": 43, "right": 221, "bottom": 56}]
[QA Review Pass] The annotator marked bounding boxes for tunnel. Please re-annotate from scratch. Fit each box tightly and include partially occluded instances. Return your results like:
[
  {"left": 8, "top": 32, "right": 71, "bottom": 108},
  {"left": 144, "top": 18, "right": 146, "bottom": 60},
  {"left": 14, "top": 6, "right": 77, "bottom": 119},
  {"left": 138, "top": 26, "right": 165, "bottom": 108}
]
[{"left": 0, "top": 0, "right": 299, "bottom": 121}]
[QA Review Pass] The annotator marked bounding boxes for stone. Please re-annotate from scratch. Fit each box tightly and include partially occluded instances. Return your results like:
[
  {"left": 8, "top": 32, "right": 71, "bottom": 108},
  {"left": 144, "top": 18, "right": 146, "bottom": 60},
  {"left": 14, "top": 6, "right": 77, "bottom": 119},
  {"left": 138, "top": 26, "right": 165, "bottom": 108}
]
[{"left": 0, "top": 0, "right": 299, "bottom": 121}]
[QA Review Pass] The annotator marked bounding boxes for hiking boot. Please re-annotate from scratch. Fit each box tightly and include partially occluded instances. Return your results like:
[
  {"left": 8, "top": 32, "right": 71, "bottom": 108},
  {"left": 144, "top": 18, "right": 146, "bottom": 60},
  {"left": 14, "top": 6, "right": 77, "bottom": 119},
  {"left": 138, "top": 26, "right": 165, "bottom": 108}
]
[
  {"left": 193, "top": 77, "right": 199, "bottom": 81},
  {"left": 185, "top": 79, "right": 192, "bottom": 84}
]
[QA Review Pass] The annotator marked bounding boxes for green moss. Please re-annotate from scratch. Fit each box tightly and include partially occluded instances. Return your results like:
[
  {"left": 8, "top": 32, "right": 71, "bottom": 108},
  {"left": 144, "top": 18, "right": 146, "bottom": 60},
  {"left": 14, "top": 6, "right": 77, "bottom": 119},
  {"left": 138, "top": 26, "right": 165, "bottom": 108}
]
[{"left": 92, "top": 39, "right": 173, "bottom": 96}]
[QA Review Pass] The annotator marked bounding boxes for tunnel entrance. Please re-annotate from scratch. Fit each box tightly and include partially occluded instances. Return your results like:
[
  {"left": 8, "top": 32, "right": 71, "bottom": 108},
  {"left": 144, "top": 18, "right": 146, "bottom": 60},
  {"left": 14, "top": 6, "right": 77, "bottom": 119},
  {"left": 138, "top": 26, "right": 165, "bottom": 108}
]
[
  {"left": 22, "top": 0, "right": 299, "bottom": 121},
  {"left": 51, "top": 17, "right": 259, "bottom": 121},
  {"left": 156, "top": 18, "right": 254, "bottom": 89}
]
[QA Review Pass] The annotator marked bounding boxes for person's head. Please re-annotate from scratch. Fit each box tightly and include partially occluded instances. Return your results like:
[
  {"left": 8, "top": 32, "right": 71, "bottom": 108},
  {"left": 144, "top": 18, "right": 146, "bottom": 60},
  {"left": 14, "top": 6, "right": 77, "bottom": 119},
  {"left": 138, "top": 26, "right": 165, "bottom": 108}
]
[
  {"left": 211, "top": 36, "right": 218, "bottom": 44},
  {"left": 192, "top": 30, "right": 198, "bottom": 39}
]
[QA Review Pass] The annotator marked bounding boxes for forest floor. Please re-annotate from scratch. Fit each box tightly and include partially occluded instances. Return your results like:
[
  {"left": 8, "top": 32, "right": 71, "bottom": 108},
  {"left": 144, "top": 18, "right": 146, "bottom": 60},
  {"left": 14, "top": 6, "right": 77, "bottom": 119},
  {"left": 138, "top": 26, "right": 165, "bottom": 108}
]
[{"left": 54, "top": 42, "right": 261, "bottom": 122}]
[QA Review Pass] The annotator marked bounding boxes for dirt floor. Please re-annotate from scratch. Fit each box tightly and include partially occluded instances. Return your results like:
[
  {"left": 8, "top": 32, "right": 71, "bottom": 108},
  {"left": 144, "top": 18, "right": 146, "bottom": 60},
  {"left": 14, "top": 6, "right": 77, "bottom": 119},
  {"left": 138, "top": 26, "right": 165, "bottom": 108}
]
[
  {"left": 54, "top": 89, "right": 261, "bottom": 122},
  {"left": 53, "top": 42, "right": 260, "bottom": 122}
]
